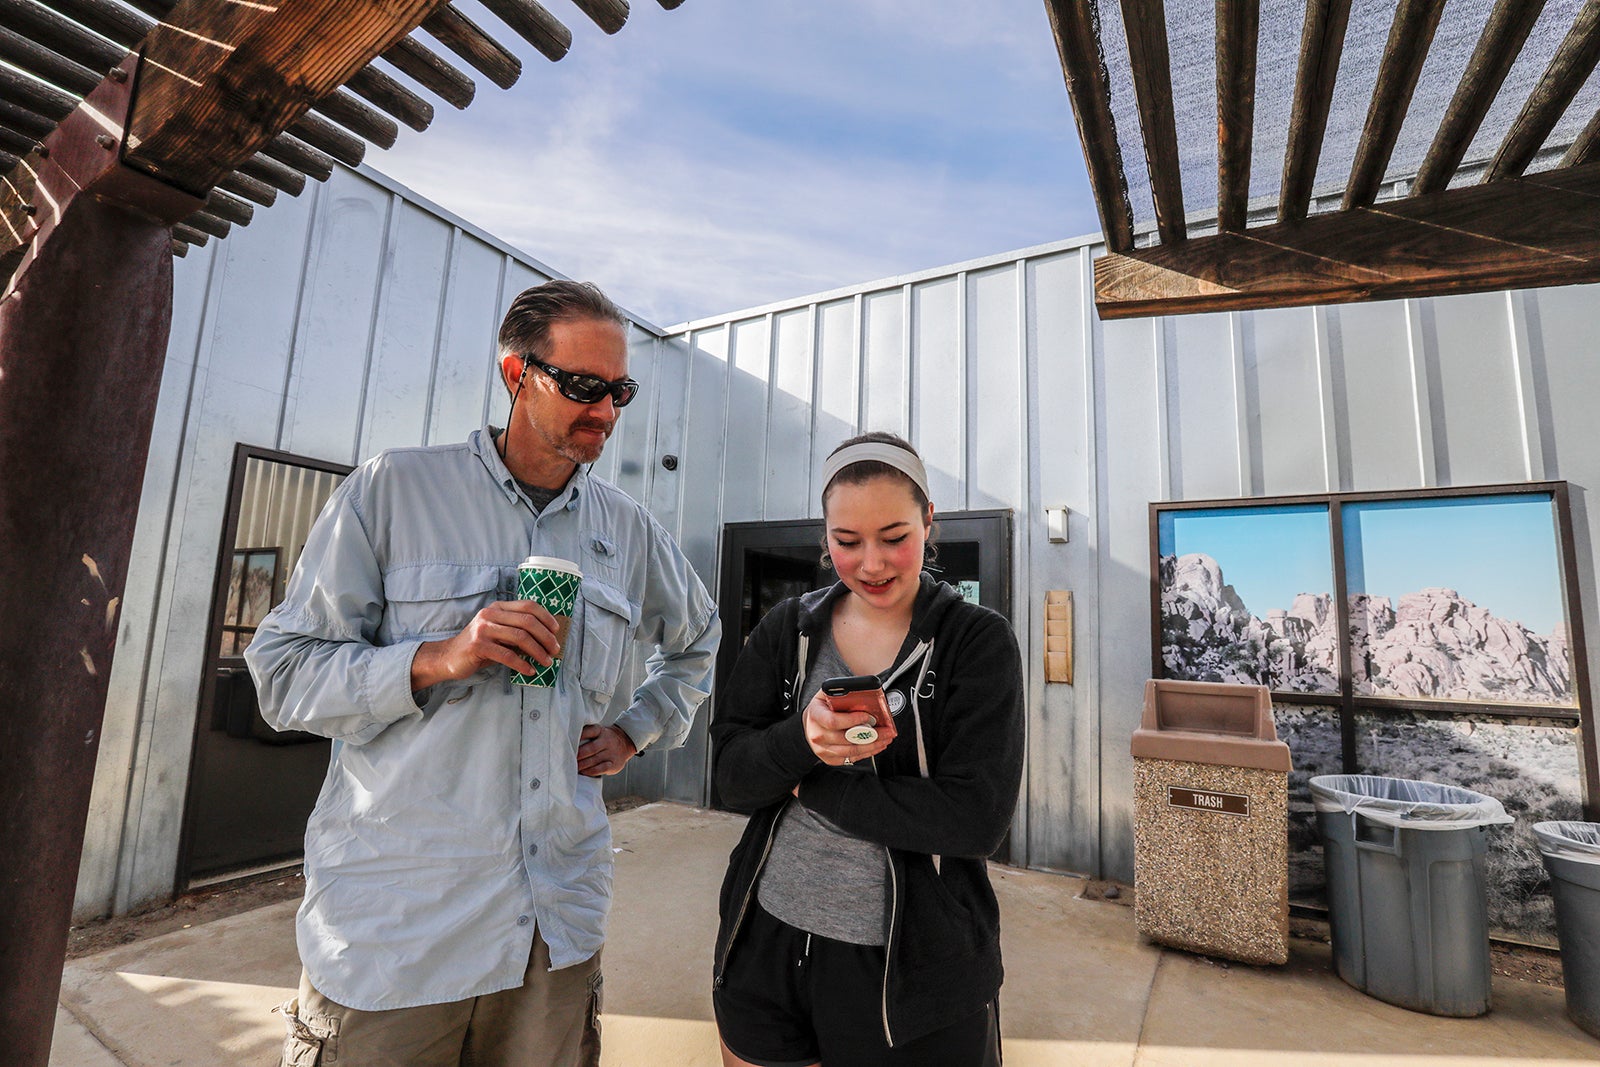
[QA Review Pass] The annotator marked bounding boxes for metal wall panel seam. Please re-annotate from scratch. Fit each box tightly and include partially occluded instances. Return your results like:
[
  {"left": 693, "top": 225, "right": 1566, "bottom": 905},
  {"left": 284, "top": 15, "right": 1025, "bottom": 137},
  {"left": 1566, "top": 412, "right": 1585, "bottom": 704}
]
[
  {"left": 351, "top": 191, "right": 401, "bottom": 464},
  {"left": 760, "top": 311, "right": 778, "bottom": 519},
  {"left": 1404, "top": 298, "right": 1439, "bottom": 487},
  {"left": 419, "top": 226, "right": 459, "bottom": 447},
  {"left": 1506, "top": 289, "right": 1547, "bottom": 481},
  {"left": 1312, "top": 305, "right": 1342, "bottom": 492},
  {"left": 1082, "top": 243, "right": 1107, "bottom": 881},
  {"left": 1011, "top": 256, "right": 1032, "bottom": 868},
  {"left": 1153, "top": 316, "right": 1172, "bottom": 500},
  {"left": 114, "top": 230, "right": 242, "bottom": 911},
  {"left": 1228, "top": 311, "right": 1252, "bottom": 495},
  {"left": 851, "top": 293, "right": 865, "bottom": 443},
  {"left": 104, "top": 240, "right": 227, "bottom": 915},
  {"left": 274, "top": 181, "right": 326, "bottom": 451},
  {"left": 957, "top": 270, "right": 971, "bottom": 511},
  {"left": 900, "top": 283, "right": 914, "bottom": 439},
  {"left": 480, "top": 256, "right": 511, "bottom": 430},
  {"left": 806, "top": 303, "right": 823, "bottom": 514}
]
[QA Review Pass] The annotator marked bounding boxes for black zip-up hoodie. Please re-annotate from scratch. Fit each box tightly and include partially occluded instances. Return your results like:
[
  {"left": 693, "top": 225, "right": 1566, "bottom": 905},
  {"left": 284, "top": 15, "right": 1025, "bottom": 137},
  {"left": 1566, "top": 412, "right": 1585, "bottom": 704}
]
[{"left": 711, "top": 574, "right": 1025, "bottom": 1047}]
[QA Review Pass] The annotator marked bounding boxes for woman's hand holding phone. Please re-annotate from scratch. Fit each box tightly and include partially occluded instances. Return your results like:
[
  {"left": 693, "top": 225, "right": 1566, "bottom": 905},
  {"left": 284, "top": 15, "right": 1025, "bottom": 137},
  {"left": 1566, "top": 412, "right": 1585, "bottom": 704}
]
[{"left": 801, "top": 677, "right": 894, "bottom": 766}]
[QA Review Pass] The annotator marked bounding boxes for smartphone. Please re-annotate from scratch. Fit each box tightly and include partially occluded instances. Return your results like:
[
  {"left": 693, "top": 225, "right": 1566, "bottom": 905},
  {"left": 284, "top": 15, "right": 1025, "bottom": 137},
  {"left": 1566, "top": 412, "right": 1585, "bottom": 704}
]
[{"left": 821, "top": 674, "right": 896, "bottom": 746}]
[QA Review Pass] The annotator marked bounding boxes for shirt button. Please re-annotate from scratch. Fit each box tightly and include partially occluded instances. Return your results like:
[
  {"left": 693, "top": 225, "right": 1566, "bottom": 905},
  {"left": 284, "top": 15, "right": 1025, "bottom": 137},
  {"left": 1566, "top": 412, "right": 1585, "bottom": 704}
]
[
  {"left": 528, "top": 844, "right": 539, "bottom": 857},
  {"left": 528, "top": 710, "right": 540, "bottom": 721},
  {"left": 517, "top": 915, "right": 530, "bottom": 926},
  {"left": 530, "top": 778, "right": 541, "bottom": 791}
]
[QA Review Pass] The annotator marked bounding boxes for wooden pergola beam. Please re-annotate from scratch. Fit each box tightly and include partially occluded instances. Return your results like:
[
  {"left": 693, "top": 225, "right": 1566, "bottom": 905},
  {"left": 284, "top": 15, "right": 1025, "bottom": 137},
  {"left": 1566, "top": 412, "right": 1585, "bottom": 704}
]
[
  {"left": 1121, "top": 0, "right": 1187, "bottom": 243},
  {"left": 1280, "top": 0, "right": 1352, "bottom": 222},
  {"left": 423, "top": 4, "right": 523, "bottom": 88},
  {"left": 570, "top": 0, "right": 629, "bottom": 34},
  {"left": 1343, "top": 0, "right": 1447, "bottom": 209},
  {"left": 1042, "top": 0, "right": 1135, "bottom": 252},
  {"left": 121, "top": 0, "right": 451, "bottom": 198},
  {"left": 1096, "top": 160, "right": 1600, "bottom": 317},
  {"left": 478, "top": 0, "right": 573, "bottom": 63},
  {"left": 1216, "top": 0, "right": 1259, "bottom": 232},
  {"left": 1488, "top": 0, "right": 1600, "bottom": 182},
  {"left": 1413, "top": 0, "right": 1546, "bottom": 195}
]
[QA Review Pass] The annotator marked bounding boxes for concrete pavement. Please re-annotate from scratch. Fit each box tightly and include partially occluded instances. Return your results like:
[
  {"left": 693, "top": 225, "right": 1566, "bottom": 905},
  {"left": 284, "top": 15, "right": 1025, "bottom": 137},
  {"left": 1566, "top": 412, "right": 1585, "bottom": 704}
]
[{"left": 54, "top": 803, "right": 1600, "bottom": 1065}]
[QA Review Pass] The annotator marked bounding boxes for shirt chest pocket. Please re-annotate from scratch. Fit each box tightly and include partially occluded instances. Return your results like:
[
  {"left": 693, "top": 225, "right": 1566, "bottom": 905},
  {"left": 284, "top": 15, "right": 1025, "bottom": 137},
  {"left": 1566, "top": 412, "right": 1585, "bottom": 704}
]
[
  {"left": 572, "top": 577, "right": 639, "bottom": 702},
  {"left": 381, "top": 563, "right": 504, "bottom": 642}
]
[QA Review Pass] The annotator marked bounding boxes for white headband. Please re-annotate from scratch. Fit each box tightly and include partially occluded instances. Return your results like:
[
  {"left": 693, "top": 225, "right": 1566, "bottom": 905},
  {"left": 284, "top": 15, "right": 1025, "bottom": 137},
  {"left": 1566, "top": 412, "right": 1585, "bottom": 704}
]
[{"left": 820, "top": 442, "right": 931, "bottom": 502}]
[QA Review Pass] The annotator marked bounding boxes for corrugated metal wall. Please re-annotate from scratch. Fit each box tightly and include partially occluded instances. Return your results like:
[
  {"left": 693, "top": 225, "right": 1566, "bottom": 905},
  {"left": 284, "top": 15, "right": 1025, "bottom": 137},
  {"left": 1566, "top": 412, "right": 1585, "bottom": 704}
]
[
  {"left": 78, "top": 157, "right": 1600, "bottom": 916},
  {"left": 75, "top": 165, "right": 668, "bottom": 918},
  {"left": 650, "top": 249, "right": 1600, "bottom": 883}
]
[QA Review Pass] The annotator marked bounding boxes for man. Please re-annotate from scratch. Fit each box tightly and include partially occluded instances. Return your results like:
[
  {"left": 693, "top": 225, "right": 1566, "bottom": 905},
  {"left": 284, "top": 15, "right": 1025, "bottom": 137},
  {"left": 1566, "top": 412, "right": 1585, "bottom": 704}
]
[{"left": 247, "top": 280, "right": 720, "bottom": 1067}]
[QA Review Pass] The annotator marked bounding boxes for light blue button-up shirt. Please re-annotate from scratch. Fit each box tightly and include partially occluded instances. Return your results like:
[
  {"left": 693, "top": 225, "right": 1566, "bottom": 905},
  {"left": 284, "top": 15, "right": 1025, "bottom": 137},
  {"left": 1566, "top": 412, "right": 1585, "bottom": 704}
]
[{"left": 246, "top": 426, "right": 719, "bottom": 1011}]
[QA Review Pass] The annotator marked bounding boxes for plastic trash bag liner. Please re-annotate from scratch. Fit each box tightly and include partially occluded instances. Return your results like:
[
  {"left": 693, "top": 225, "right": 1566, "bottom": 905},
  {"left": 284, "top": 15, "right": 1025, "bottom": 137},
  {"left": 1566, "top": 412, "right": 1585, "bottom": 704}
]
[
  {"left": 1533, "top": 821, "right": 1600, "bottom": 863},
  {"left": 1309, "top": 774, "right": 1512, "bottom": 831}
]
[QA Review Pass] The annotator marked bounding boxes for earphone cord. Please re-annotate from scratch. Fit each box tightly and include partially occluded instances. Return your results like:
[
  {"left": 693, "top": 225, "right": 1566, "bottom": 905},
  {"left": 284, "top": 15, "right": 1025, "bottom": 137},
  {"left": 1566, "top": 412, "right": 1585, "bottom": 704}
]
[{"left": 497, "top": 364, "right": 528, "bottom": 464}]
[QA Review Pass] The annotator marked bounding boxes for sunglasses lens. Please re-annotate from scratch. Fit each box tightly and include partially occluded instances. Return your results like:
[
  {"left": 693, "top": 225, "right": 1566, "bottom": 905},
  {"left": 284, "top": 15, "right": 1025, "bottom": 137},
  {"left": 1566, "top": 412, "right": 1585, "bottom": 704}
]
[{"left": 612, "top": 381, "right": 639, "bottom": 408}]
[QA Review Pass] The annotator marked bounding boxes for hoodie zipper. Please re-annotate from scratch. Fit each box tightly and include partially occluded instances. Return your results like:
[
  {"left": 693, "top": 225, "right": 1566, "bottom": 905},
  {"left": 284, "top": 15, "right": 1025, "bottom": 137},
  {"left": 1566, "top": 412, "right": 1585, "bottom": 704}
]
[
  {"left": 880, "top": 842, "right": 899, "bottom": 1046},
  {"left": 714, "top": 814, "right": 781, "bottom": 988}
]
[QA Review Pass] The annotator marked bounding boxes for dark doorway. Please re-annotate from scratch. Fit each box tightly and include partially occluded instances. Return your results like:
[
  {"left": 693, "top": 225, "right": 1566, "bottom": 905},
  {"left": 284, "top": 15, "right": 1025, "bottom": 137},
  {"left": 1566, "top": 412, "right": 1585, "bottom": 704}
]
[
  {"left": 177, "top": 446, "right": 351, "bottom": 889},
  {"left": 713, "top": 510, "right": 1014, "bottom": 860}
]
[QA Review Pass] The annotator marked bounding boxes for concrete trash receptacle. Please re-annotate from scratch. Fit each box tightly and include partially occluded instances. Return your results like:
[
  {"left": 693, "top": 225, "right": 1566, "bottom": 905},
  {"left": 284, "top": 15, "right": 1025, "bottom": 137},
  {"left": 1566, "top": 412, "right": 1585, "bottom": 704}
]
[
  {"left": 1534, "top": 821, "right": 1600, "bottom": 1038},
  {"left": 1131, "top": 679, "right": 1292, "bottom": 965},
  {"left": 1311, "top": 774, "right": 1511, "bottom": 1017}
]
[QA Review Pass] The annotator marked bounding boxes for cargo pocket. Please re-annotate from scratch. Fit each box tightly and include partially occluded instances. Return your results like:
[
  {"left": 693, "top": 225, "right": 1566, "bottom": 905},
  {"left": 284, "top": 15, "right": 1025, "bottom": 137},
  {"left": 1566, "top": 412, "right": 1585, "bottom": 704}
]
[
  {"left": 274, "top": 997, "right": 338, "bottom": 1067},
  {"left": 574, "top": 579, "right": 638, "bottom": 702},
  {"left": 380, "top": 563, "right": 503, "bottom": 642}
]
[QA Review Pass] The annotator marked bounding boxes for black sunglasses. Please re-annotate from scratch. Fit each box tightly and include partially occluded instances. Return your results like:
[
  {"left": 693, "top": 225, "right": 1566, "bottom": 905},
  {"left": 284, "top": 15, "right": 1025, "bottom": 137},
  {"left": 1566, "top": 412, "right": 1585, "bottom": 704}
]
[{"left": 525, "top": 357, "right": 640, "bottom": 408}]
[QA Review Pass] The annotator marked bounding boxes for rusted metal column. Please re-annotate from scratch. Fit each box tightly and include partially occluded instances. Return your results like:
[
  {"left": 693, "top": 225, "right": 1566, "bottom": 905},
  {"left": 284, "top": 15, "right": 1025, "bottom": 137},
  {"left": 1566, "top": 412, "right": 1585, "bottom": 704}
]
[{"left": 0, "top": 54, "right": 202, "bottom": 1067}]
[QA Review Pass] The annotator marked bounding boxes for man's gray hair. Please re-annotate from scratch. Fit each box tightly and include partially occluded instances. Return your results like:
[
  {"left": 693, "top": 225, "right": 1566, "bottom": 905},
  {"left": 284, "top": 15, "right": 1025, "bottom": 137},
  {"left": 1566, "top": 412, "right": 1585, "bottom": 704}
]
[{"left": 497, "top": 279, "right": 628, "bottom": 363}]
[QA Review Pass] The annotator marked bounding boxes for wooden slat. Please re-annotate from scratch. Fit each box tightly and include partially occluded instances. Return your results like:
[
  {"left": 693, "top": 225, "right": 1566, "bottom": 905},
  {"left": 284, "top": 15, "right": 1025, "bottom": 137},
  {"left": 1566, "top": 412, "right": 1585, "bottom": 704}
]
[
  {"left": 180, "top": 209, "right": 230, "bottom": 240},
  {"left": 569, "top": 0, "right": 628, "bottom": 34},
  {"left": 384, "top": 35, "right": 477, "bottom": 109},
  {"left": 1041, "top": 0, "right": 1135, "bottom": 252},
  {"left": 238, "top": 150, "right": 309, "bottom": 197},
  {"left": 123, "top": 0, "right": 450, "bottom": 196},
  {"left": 1342, "top": 0, "right": 1448, "bottom": 209},
  {"left": 1280, "top": 0, "right": 1352, "bottom": 223},
  {"left": 259, "top": 132, "right": 336, "bottom": 183},
  {"left": 217, "top": 169, "right": 278, "bottom": 208},
  {"left": 0, "top": 98, "right": 54, "bottom": 141},
  {"left": 1563, "top": 108, "right": 1600, "bottom": 167},
  {"left": 1487, "top": 0, "right": 1600, "bottom": 182},
  {"left": 1216, "top": 0, "right": 1259, "bottom": 232},
  {"left": 0, "top": 65, "right": 73, "bottom": 121},
  {"left": 346, "top": 65, "right": 434, "bottom": 132},
  {"left": 1096, "top": 160, "right": 1600, "bottom": 317},
  {"left": 1413, "top": 0, "right": 1546, "bottom": 195},
  {"left": 1120, "top": 0, "right": 1186, "bottom": 244},
  {"left": 311, "top": 89, "right": 400, "bottom": 150},
  {"left": 287, "top": 112, "right": 366, "bottom": 169},
  {"left": 202, "top": 187, "right": 253, "bottom": 227},
  {"left": 169, "top": 237, "right": 187, "bottom": 257},
  {"left": 0, "top": 126, "right": 32, "bottom": 157},
  {"left": 479, "top": 0, "right": 573, "bottom": 60},
  {"left": 0, "top": 147, "right": 19, "bottom": 173},
  {"left": 423, "top": 5, "right": 523, "bottom": 88},
  {"left": 1, "top": 0, "right": 123, "bottom": 74},
  {"left": 171, "top": 221, "right": 209, "bottom": 246},
  {"left": 657, "top": 0, "right": 685, "bottom": 7},
  {"left": 32, "top": 0, "right": 149, "bottom": 51},
  {"left": 0, "top": 25, "right": 100, "bottom": 97}
]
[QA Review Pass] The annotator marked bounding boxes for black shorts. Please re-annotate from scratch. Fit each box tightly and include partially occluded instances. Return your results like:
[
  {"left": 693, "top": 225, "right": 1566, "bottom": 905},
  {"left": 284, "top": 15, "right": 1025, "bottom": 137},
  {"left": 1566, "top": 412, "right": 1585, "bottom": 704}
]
[{"left": 713, "top": 901, "right": 1001, "bottom": 1067}]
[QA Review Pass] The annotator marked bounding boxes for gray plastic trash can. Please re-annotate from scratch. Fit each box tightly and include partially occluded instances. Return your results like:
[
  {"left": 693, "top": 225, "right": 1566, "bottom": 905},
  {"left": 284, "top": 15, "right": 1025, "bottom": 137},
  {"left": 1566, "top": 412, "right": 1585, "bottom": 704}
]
[
  {"left": 1310, "top": 774, "right": 1512, "bottom": 1017},
  {"left": 1534, "top": 821, "right": 1600, "bottom": 1038}
]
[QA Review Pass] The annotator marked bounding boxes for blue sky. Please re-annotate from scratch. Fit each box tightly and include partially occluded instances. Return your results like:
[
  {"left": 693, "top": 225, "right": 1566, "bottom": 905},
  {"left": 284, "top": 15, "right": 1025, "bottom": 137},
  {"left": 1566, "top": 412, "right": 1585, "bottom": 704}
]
[
  {"left": 1160, "top": 506, "right": 1335, "bottom": 617},
  {"left": 1160, "top": 496, "right": 1567, "bottom": 635},
  {"left": 1343, "top": 496, "right": 1564, "bottom": 635},
  {"left": 371, "top": 1, "right": 1094, "bottom": 326}
]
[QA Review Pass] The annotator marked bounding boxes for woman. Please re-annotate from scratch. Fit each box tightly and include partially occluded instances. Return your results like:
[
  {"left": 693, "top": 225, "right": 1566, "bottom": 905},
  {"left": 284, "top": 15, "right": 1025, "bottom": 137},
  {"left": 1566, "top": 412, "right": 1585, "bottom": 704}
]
[{"left": 711, "top": 432, "right": 1025, "bottom": 1067}]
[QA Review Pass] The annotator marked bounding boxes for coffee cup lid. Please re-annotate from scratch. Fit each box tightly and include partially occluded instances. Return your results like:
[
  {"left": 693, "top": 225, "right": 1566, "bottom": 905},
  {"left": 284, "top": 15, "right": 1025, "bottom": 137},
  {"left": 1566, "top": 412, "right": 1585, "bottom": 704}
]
[{"left": 519, "top": 556, "right": 582, "bottom": 578}]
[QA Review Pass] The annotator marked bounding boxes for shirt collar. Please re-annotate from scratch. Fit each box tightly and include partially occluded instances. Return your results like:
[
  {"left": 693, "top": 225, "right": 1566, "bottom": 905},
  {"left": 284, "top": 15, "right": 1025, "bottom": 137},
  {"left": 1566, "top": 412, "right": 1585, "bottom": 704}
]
[{"left": 471, "top": 425, "right": 588, "bottom": 512}]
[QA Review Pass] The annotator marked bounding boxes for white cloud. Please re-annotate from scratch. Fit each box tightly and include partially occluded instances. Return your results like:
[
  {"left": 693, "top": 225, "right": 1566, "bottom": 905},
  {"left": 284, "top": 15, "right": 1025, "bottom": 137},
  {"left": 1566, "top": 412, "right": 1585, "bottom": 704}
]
[{"left": 373, "top": 1, "right": 1094, "bottom": 324}]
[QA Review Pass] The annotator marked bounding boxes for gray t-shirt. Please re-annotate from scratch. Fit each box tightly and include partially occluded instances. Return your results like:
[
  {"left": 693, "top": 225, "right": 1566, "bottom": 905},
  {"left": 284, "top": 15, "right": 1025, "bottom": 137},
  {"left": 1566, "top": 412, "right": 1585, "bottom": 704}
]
[
  {"left": 514, "top": 478, "right": 563, "bottom": 515},
  {"left": 756, "top": 630, "right": 890, "bottom": 945}
]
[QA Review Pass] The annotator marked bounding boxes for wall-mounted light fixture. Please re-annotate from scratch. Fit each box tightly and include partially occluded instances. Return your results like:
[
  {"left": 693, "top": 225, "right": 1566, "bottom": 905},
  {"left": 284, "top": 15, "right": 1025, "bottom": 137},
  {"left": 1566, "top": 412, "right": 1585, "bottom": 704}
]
[{"left": 1046, "top": 506, "right": 1070, "bottom": 543}]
